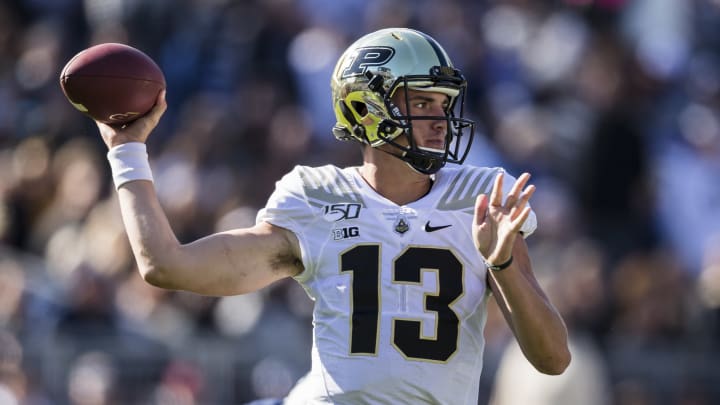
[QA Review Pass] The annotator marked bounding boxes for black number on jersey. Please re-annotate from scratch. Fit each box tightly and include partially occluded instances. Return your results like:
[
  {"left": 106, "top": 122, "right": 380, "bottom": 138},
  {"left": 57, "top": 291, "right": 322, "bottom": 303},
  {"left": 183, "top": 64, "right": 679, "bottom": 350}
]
[
  {"left": 340, "top": 245, "right": 463, "bottom": 362},
  {"left": 339, "top": 244, "right": 381, "bottom": 354}
]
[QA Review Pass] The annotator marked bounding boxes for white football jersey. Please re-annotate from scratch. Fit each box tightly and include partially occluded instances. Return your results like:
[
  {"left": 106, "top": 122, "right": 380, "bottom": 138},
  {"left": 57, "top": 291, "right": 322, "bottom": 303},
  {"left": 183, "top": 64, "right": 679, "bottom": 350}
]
[{"left": 256, "top": 164, "right": 536, "bottom": 405}]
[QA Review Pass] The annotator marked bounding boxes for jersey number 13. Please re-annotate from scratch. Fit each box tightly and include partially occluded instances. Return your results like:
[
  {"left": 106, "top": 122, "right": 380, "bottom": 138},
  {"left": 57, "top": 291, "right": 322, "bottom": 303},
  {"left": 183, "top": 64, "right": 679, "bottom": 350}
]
[{"left": 339, "top": 245, "right": 463, "bottom": 362}]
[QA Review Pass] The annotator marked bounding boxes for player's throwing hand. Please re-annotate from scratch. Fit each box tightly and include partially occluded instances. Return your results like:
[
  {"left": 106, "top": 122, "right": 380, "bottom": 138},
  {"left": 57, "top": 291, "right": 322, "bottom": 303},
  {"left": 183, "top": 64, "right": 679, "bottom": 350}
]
[{"left": 95, "top": 90, "right": 167, "bottom": 149}]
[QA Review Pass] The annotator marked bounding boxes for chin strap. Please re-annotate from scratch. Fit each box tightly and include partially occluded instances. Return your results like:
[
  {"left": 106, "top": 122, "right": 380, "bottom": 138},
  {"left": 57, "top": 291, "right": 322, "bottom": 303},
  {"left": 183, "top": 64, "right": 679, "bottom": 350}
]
[
  {"left": 401, "top": 152, "right": 445, "bottom": 175},
  {"left": 373, "top": 142, "right": 445, "bottom": 175}
]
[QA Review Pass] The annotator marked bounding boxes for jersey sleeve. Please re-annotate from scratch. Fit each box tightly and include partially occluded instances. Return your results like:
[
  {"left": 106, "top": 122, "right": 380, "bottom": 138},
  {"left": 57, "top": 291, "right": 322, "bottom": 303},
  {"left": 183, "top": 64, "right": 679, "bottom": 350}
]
[
  {"left": 256, "top": 167, "right": 314, "bottom": 229},
  {"left": 256, "top": 166, "right": 318, "bottom": 271}
]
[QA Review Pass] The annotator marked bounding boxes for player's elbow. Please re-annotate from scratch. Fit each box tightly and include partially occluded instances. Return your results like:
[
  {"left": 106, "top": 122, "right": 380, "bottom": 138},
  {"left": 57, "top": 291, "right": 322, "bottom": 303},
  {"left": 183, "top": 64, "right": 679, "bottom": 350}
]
[
  {"left": 139, "top": 264, "right": 167, "bottom": 287},
  {"left": 533, "top": 347, "right": 572, "bottom": 375},
  {"left": 136, "top": 255, "right": 179, "bottom": 290},
  {"left": 135, "top": 261, "right": 165, "bottom": 287}
]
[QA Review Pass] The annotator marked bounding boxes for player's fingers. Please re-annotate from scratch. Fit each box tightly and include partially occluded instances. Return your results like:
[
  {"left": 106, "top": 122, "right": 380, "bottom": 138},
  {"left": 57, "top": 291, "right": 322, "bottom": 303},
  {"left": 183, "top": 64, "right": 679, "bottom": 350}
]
[
  {"left": 121, "top": 90, "right": 166, "bottom": 138},
  {"left": 512, "top": 206, "right": 532, "bottom": 232},
  {"left": 504, "top": 173, "right": 530, "bottom": 208},
  {"left": 490, "top": 172, "right": 504, "bottom": 207},
  {"left": 509, "top": 185, "right": 535, "bottom": 221},
  {"left": 145, "top": 90, "right": 167, "bottom": 124},
  {"left": 474, "top": 194, "right": 489, "bottom": 224},
  {"left": 515, "top": 184, "right": 535, "bottom": 213},
  {"left": 157, "top": 90, "right": 167, "bottom": 110}
]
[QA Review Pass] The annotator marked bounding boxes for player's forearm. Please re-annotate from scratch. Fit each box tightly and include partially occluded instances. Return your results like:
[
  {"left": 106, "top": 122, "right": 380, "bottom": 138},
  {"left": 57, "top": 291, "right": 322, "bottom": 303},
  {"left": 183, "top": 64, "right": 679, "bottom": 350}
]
[
  {"left": 116, "top": 180, "right": 182, "bottom": 287},
  {"left": 489, "top": 259, "right": 571, "bottom": 374},
  {"left": 116, "top": 184, "right": 299, "bottom": 295}
]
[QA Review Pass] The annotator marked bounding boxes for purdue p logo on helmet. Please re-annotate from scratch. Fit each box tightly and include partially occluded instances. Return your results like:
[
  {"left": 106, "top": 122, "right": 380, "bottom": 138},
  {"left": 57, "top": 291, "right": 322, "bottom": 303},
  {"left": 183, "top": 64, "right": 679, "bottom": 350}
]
[
  {"left": 330, "top": 28, "right": 476, "bottom": 174},
  {"left": 340, "top": 47, "right": 395, "bottom": 79}
]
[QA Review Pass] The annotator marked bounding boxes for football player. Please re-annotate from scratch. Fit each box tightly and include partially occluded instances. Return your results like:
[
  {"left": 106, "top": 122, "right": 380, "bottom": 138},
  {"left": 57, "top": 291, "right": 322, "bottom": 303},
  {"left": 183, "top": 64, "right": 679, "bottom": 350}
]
[{"left": 96, "top": 28, "right": 570, "bottom": 404}]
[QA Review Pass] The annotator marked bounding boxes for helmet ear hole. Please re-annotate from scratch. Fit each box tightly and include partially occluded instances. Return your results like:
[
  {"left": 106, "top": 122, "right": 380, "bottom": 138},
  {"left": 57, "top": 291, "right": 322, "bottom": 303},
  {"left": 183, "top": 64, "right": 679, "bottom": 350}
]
[{"left": 351, "top": 101, "right": 368, "bottom": 116}]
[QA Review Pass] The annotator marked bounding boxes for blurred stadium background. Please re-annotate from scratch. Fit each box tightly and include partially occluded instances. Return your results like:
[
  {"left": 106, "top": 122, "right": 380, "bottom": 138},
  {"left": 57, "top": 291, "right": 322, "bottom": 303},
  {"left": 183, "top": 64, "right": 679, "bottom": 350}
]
[{"left": 1, "top": 0, "right": 720, "bottom": 404}]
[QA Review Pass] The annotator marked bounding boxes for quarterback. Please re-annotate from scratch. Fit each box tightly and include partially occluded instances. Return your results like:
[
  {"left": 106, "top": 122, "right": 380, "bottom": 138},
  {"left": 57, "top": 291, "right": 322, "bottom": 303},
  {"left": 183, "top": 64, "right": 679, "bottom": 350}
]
[{"left": 96, "top": 28, "right": 570, "bottom": 403}]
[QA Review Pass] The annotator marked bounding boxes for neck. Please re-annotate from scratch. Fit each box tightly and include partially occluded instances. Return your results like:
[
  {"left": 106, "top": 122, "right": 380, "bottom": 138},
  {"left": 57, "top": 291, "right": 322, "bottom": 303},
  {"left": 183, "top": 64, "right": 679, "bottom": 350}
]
[{"left": 359, "top": 148, "right": 433, "bottom": 205}]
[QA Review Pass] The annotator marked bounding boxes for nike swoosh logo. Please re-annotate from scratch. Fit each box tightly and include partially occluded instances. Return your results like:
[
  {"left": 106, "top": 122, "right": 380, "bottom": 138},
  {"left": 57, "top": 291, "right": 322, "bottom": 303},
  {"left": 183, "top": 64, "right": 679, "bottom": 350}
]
[{"left": 424, "top": 221, "right": 452, "bottom": 232}]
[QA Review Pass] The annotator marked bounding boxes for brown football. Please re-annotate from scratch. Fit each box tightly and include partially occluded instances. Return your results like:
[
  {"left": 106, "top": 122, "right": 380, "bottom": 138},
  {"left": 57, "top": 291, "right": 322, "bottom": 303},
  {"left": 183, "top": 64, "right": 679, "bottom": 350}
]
[{"left": 60, "top": 43, "right": 165, "bottom": 124}]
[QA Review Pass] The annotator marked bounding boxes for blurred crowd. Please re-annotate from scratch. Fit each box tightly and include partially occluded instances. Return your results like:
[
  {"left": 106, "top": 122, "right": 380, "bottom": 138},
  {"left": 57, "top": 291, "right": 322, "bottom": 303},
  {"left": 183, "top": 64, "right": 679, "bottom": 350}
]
[{"left": 1, "top": 0, "right": 720, "bottom": 404}]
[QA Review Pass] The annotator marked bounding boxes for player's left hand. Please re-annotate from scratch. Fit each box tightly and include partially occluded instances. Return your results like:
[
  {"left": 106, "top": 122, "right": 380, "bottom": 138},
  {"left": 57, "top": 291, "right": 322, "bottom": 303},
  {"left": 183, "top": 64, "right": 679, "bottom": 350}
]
[{"left": 473, "top": 172, "right": 535, "bottom": 266}]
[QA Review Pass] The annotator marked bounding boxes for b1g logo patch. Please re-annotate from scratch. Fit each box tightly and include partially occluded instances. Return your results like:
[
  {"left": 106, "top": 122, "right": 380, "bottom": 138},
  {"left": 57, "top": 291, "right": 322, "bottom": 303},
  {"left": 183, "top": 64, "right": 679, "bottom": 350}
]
[
  {"left": 333, "top": 226, "right": 360, "bottom": 240},
  {"left": 341, "top": 46, "right": 395, "bottom": 78}
]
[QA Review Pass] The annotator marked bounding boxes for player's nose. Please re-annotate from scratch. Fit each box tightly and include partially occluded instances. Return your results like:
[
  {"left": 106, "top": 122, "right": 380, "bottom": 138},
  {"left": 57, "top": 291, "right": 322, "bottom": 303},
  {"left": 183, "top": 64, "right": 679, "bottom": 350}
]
[{"left": 431, "top": 114, "right": 447, "bottom": 133}]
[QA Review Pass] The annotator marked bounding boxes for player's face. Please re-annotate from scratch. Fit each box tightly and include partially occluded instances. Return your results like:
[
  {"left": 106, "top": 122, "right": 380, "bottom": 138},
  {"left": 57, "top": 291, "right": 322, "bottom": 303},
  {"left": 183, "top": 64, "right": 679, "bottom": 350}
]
[{"left": 391, "top": 88, "right": 450, "bottom": 152}]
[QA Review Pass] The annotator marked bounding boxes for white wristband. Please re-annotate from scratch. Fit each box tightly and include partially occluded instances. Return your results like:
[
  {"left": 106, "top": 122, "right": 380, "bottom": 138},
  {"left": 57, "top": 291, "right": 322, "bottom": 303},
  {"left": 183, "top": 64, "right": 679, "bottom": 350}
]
[{"left": 107, "top": 142, "right": 154, "bottom": 189}]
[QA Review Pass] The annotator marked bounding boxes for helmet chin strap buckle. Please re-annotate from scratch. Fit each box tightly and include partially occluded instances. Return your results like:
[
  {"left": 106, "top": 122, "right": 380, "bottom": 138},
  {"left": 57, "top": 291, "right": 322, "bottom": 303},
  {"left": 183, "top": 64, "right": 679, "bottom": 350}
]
[{"left": 378, "top": 120, "right": 398, "bottom": 136}]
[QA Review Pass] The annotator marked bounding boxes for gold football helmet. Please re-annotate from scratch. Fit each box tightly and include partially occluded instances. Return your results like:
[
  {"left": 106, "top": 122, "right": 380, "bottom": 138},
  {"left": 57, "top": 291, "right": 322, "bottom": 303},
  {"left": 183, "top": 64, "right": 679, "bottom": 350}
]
[{"left": 331, "top": 28, "right": 475, "bottom": 174}]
